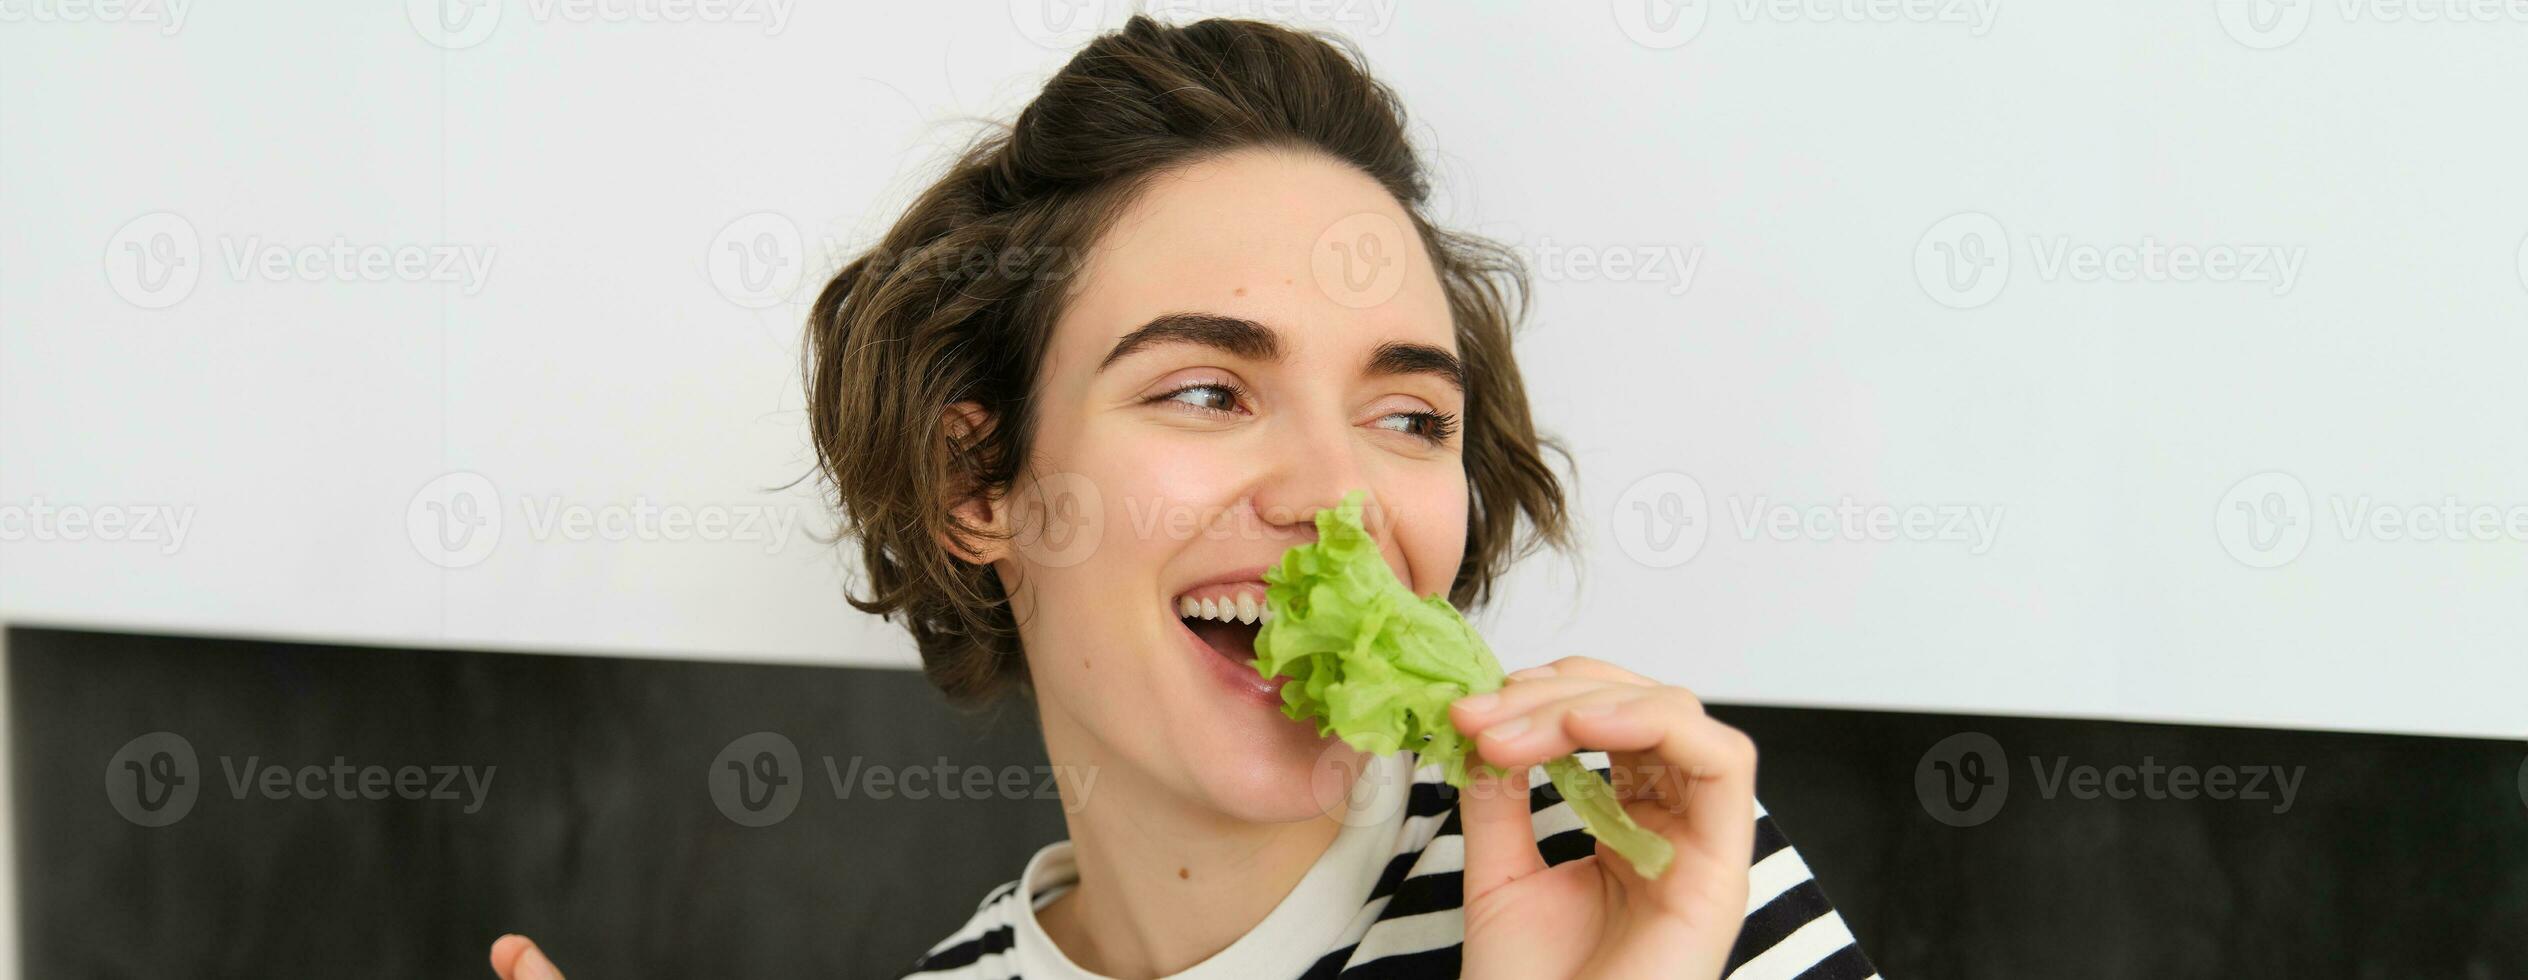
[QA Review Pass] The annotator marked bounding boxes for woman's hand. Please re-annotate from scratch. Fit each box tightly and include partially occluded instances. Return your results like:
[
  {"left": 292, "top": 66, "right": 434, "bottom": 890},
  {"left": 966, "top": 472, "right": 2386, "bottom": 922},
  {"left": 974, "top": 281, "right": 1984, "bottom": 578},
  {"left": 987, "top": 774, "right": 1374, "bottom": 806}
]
[
  {"left": 489, "top": 934, "right": 567, "bottom": 980},
  {"left": 1448, "top": 656, "right": 1757, "bottom": 980}
]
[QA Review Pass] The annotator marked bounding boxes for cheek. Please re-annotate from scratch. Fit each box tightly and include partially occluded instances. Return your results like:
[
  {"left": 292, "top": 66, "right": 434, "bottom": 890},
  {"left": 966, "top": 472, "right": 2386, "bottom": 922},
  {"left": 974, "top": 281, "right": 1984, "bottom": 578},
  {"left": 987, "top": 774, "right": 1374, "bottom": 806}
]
[
  {"left": 1002, "top": 421, "right": 1233, "bottom": 664},
  {"left": 1396, "top": 468, "right": 1472, "bottom": 598}
]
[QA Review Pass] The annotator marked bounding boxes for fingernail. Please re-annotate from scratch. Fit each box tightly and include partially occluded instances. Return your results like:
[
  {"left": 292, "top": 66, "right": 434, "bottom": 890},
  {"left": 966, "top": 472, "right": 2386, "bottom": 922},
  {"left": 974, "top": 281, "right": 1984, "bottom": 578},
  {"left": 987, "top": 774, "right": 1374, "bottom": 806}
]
[
  {"left": 1572, "top": 700, "right": 1621, "bottom": 718},
  {"left": 1481, "top": 715, "right": 1532, "bottom": 740},
  {"left": 1456, "top": 691, "right": 1498, "bottom": 713},
  {"left": 1507, "top": 665, "right": 1557, "bottom": 681}
]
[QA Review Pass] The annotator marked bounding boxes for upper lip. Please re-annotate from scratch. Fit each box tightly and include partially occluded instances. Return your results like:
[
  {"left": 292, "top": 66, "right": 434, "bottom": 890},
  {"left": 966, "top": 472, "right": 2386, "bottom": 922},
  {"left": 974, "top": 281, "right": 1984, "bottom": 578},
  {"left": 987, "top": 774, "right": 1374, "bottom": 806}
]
[{"left": 1170, "top": 565, "right": 1273, "bottom": 599}]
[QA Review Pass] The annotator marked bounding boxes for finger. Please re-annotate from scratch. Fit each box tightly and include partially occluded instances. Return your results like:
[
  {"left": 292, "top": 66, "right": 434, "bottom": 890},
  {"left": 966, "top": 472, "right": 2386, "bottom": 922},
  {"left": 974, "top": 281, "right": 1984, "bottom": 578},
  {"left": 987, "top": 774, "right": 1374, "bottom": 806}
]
[
  {"left": 1477, "top": 693, "right": 1692, "bottom": 817},
  {"left": 1469, "top": 686, "right": 1665, "bottom": 769},
  {"left": 1562, "top": 697, "right": 1759, "bottom": 866},
  {"left": 1451, "top": 675, "right": 1625, "bottom": 736},
  {"left": 490, "top": 936, "right": 566, "bottom": 980},
  {"left": 1455, "top": 761, "right": 1544, "bottom": 902},
  {"left": 489, "top": 935, "right": 530, "bottom": 979},
  {"left": 1519, "top": 655, "right": 1661, "bottom": 687},
  {"left": 1472, "top": 687, "right": 1756, "bottom": 845}
]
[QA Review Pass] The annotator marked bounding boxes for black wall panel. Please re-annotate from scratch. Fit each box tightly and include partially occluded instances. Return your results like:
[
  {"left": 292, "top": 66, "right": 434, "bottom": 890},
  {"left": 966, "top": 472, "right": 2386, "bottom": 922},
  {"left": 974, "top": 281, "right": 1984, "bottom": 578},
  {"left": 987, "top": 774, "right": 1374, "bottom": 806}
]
[{"left": 12, "top": 626, "right": 2525, "bottom": 978}]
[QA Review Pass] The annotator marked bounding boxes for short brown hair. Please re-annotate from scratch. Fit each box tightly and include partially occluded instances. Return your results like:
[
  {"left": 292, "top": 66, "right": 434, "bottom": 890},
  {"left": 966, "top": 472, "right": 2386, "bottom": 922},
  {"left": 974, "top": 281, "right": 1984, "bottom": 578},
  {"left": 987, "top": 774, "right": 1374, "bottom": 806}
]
[{"left": 804, "top": 15, "right": 1572, "bottom": 708}]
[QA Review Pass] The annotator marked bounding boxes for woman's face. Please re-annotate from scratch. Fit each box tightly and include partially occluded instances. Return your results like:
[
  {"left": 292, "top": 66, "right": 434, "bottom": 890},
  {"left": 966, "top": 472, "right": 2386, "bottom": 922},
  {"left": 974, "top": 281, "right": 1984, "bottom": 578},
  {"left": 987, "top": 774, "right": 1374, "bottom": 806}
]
[{"left": 978, "top": 147, "right": 1470, "bottom": 823}]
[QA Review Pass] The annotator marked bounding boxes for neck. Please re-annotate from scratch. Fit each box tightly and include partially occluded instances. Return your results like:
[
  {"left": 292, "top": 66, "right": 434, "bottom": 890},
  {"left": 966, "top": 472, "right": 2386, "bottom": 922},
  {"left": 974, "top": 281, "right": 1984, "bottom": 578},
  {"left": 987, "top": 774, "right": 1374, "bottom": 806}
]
[{"left": 1033, "top": 709, "right": 1344, "bottom": 979}]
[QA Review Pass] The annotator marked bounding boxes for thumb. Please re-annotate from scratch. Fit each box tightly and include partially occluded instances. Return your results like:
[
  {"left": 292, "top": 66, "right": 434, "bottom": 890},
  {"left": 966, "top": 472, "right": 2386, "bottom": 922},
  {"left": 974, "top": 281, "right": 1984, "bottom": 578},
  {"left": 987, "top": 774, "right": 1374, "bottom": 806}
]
[
  {"left": 1457, "top": 763, "right": 1543, "bottom": 902},
  {"left": 490, "top": 935, "right": 566, "bottom": 980}
]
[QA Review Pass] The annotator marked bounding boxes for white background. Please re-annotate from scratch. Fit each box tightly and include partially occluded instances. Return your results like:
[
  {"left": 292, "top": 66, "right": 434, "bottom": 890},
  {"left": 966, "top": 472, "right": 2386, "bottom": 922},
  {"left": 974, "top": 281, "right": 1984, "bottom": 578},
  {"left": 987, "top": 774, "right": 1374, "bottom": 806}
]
[{"left": 6, "top": 0, "right": 2526, "bottom": 792}]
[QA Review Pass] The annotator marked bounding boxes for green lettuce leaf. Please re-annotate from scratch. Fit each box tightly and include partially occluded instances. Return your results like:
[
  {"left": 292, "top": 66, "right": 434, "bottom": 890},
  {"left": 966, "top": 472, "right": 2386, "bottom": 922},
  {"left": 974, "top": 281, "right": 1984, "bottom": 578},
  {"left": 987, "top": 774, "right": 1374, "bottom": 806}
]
[{"left": 1253, "top": 490, "right": 1675, "bottom": 879}]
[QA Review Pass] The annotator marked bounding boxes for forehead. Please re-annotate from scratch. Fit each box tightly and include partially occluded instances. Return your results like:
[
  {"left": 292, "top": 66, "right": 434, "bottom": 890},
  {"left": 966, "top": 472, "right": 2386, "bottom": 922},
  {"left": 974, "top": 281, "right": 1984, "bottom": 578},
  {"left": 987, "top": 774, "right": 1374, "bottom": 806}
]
[{"left": 1048, "top": 147, "right": 1455, "bottom": 374}]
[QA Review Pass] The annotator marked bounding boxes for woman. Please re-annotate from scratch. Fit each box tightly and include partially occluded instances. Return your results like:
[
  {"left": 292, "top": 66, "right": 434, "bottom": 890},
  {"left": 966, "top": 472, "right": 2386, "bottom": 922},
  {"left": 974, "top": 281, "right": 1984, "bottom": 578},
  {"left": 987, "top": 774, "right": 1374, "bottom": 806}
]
[{"left": 493, "top": 15, "right": 1874, "bottom": 980}]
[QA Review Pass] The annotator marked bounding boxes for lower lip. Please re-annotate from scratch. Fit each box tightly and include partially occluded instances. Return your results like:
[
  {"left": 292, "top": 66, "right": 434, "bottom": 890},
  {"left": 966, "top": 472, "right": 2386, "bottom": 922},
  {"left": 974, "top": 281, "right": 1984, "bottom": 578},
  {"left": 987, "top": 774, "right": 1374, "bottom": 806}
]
[{"left": 1175, "top": 617, "right": 1288, "bottom": 708}]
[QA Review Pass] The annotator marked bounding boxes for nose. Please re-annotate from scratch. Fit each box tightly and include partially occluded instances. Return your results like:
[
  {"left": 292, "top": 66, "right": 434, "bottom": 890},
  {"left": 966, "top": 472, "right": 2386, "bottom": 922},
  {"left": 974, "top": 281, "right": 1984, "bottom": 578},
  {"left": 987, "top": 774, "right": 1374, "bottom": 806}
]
[{"left": 1250, "top": 412, "right": 1382, "bottom": 543}]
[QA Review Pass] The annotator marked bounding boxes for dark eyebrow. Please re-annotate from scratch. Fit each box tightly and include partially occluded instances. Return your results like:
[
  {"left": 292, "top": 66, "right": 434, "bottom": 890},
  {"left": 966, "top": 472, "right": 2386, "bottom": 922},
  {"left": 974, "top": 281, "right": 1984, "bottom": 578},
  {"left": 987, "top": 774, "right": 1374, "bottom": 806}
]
[
  {"left": 1098, "top": 312, "right": 1281, "bottom": 371},
  {"left": 1097, "top": 311, "right": 1464, "bottom": 393},
  {"left": 1365, "top": 340, "right": 1465, "bottom": 393}
]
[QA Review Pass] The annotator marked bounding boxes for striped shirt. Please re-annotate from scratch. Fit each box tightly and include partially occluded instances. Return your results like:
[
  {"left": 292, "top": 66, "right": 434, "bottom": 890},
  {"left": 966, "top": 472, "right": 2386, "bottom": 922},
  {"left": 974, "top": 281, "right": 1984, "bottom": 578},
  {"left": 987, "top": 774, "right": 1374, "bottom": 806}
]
[{"left": 903, "top": 751, "right": 1877, "bottom": 979}]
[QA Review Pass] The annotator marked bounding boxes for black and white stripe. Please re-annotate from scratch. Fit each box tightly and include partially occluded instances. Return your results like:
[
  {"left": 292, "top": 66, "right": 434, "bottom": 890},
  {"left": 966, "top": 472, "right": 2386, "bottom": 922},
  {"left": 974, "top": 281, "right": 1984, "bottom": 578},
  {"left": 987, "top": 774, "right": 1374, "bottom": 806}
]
[{"left": 905, "top": 753, "right": 1876, "bottom": 979}]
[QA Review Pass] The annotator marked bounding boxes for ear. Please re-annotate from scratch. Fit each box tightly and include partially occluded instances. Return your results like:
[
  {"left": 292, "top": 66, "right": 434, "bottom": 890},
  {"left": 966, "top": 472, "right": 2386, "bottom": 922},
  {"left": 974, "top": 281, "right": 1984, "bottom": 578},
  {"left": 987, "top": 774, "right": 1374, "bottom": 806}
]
[{"left": 937, "top": 401, "right": 1008, "bottom": 566}]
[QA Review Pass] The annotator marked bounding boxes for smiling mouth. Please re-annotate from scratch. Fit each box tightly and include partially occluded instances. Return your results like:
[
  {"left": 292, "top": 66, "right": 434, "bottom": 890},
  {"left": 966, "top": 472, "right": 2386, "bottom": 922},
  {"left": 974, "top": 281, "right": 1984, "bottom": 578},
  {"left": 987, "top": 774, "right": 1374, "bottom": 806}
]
[{"left": 1175, "top": 588, "right": 1270, "bottom": 665}]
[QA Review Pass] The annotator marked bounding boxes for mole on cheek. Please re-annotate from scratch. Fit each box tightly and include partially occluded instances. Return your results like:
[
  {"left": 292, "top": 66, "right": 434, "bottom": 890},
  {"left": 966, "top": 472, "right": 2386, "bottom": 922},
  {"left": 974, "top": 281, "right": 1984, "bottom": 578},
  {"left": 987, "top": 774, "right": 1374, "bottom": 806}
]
[{"left": 1177, "top": 867, "right": 1190, "bottom": 880}]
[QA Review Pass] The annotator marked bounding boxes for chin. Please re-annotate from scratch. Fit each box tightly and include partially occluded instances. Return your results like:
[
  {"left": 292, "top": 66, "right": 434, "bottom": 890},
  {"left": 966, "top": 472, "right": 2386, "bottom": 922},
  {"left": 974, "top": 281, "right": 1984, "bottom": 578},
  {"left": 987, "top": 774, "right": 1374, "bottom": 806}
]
[{"left": 1181, "top": 718, "right": 1370, "bottom": 824}]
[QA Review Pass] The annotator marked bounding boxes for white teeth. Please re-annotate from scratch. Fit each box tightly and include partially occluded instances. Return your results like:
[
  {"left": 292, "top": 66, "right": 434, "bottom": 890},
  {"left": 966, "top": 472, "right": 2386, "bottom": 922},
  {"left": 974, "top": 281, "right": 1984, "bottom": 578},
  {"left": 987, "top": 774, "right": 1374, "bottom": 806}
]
[{"left": 1176, "top": 591, "right": 1272, "bottom": 624}]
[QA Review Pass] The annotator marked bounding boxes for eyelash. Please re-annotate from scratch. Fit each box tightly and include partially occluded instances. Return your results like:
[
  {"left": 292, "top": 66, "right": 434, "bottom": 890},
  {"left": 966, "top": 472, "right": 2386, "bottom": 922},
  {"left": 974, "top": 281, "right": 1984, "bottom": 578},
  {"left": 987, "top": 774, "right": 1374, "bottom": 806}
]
[{"left": 1145, "top": 381, "right": 1459, "bottom": 445}]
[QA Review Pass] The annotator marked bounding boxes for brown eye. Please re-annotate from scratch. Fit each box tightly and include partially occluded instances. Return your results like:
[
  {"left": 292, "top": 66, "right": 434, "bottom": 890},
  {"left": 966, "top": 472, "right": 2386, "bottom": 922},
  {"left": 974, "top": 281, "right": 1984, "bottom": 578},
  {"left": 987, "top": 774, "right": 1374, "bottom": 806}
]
[
  {"left": 1372, "top": 410, "right": 1460, "bottom": 445},
  {"left": 1157, "top": 382, "right": 1242, "bottom": 414}
]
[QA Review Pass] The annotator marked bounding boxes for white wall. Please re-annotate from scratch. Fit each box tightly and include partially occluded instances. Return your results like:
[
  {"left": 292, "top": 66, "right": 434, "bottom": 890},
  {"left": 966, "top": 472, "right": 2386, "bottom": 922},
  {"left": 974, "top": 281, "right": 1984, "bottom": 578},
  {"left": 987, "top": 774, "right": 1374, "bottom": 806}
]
[{"left": 3, "top": 2, "right": 2524, "bottom": 742}]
